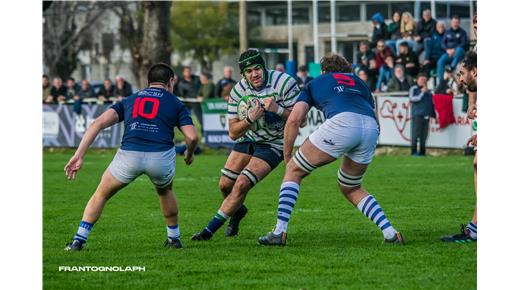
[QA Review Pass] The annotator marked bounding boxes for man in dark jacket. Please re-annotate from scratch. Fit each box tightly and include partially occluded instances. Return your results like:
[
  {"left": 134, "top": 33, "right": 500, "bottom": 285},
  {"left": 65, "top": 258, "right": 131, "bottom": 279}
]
[
  {"left": 45, "top": 77, "right": 67, "bottom": 104},
  {"left": 415, "top": 9, "right": 437, "bottom": 51},
  {"left": 422, "top": 21, "right": 446, "bottom": 75},
  {"left": 97, "top": 79, "right": 114, "bottom": 103},
  {"left": 215, "top": 66, "right": 237, "bottom": 98},
  {"left": 178, "top": 66, "right": 203, "bottom": 129},
  {"left": 356, "top": 41, "right": 375, "bottom": 71},
  {"left": 370, "top": 12, "right": 388, "bottom": 48},
  {"left": 408, "top": 73, "right": 436, "bottom": 156},
  {"left": 437, "top": 15, "right": 467, "bottom": 80},
  {"left": 395, "top": 42, "right": 419, "bottom": 77},
  {"left": 114, "top": 76, "right": 133, "bottom": 101},
  {"left": 295, "top": 65, "right": 314, "bottom": 89}
]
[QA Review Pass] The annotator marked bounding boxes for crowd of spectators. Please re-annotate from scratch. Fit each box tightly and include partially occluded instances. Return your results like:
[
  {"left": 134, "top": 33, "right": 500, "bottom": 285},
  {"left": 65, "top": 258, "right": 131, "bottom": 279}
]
[
  {"left": 42, "top": 75, "right": 134, "bottom": 105},
  {"left": 355, "top": 9, "right": 470, "bottom": 96}
]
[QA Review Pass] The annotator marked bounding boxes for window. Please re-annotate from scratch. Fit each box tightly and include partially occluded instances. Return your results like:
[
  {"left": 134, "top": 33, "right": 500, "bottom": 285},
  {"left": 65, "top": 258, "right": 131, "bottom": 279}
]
[
  {"left": 293, "top": 7, "right": 310, "bottom": 24},
  {"left": 338, "top": 4, "right": 361, "bottom": 22},
  {"left": 390, "top": 2, "right": 414, "bottom": 17},
  {"left": 266, "top": 7, "right": 287, "bottom": 25},
  {"left": 450, "top": 4, "right": 470, "bottom": 18},
  {"left": 436, "top": 3, "right": 448, "bottom": 19},
  {"left": 305, "top": 46, "right": 315, "bottom": 65},
  {"left": 419, "top": 2, "right": 431, "bottom": 14},
  {"left": 318, "top": 4, "right": 330, "bottom": 23},
  {"left": 366, "top": 3, "right": 389, "bottom": 20},
  {"left": 247, "top": 10, "right": 261, "bottom": 27}
]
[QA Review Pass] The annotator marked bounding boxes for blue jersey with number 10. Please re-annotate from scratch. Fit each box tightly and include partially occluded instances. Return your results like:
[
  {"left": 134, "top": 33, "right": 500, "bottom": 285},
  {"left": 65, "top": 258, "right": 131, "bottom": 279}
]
[
  {"left": 110, "top": 87, "right": 193, "bottom": 152},
  {"left": 297, "top": 73, "right": 376, "bottom": 120}
]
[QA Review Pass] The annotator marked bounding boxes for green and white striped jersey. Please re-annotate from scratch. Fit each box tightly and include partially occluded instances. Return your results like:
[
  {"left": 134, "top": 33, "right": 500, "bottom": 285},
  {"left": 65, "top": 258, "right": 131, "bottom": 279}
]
[{"left": 228, "top": 69, "right": 300, "bottom": 150}]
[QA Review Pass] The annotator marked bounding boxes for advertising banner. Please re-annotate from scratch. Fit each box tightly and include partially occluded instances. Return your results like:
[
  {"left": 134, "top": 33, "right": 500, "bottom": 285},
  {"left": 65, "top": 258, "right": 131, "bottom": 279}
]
[
  {"left": 42, "top": 104, "right": 123, "bottom": 148},
  {"left": 201, "top": 99, "right": 235, "bottom": 148},
  {"left": 376, "top": 95, "right": 472, "bottom": 148}
]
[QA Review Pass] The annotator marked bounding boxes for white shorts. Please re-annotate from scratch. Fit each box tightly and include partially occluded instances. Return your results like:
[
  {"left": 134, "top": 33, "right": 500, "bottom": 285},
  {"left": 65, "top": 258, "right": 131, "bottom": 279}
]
[
  {"left": 108, "top": 148, "right": 176, "bottom": 188},
  {"left": 308, "top": 112, "right": 379, "bottom": 164}
]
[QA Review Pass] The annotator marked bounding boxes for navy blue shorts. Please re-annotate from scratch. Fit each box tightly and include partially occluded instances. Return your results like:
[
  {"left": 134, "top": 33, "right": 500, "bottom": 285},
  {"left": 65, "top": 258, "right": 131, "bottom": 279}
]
[{"left": 232, "top": 141, "right": 283, "bottom": 170}]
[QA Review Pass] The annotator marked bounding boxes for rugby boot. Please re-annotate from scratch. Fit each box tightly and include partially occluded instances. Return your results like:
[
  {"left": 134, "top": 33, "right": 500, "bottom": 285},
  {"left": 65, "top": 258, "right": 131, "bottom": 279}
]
[
  {"left": 441, "top": 224, "right": 476, "bottom": 243},
  {"left": 164, "top": 237, "right": 183, "bottom": 249},
  {"left": 64, "top": 240, "right": 84, "bottom": 251},
  {"left": 384, "top": 232, "right": 405, "bottom": 245},
  {"left": 258, "top": 231, "right": 287, "bottom": 246},
  {"left": 225, "top": 205, "right": 248, "bottom": 237}
]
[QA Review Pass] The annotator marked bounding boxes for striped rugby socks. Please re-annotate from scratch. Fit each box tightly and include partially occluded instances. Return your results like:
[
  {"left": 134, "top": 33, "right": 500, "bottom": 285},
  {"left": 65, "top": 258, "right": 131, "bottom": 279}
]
[
  {"left": 167, "top": 224, "right": 180, "bottom": 240},
  {"left": 466, "top": 222, "right": 477, "bottom": 239},
  {"left": 204, "top": 209, "right": 230, "bottom": 236},
  {"left": 74, "top": 221, "right": 94, "bottom": 244},
  {"left": 274, "top": 181, "right": 300, "bottom": 235},
  {"left": 356, "top": 195, "right": 397, "bottom": 240}
]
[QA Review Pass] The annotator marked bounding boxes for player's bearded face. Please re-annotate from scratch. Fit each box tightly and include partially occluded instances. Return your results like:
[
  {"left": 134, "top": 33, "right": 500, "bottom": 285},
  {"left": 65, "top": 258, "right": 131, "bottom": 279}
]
[
  {"left": 244, "top": 65, "right": 264, "bottom": 89},
  {"left": 459, "top": 67, "right": 477, "bottom": 91}
]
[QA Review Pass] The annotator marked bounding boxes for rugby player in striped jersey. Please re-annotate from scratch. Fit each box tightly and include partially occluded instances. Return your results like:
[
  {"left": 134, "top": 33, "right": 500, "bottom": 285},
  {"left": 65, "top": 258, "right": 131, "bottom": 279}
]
[{"left": 192, "top": 49, "right": 300, "bottom": 240}]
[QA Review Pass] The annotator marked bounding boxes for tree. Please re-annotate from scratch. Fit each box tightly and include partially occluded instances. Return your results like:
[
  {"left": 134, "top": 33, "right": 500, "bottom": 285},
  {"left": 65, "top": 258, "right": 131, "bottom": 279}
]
[
  {"left": 112, "top": 1, "right": 171, "bottom": 88},
  {"left": 171, "top": 1, "right": 239, "bottom": 72},
  {"left": 43, "top": 1, "right": 108, "bottom": 79}
]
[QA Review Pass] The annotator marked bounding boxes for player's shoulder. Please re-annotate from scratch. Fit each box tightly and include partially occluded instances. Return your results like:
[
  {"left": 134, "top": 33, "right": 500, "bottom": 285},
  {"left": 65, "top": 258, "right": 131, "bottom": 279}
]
[
  {"left": 270, "top": 70, "right": 296, "bottom": 91},
  {"left": 232, "top": 78, "right": 249, "bottom": 94}
]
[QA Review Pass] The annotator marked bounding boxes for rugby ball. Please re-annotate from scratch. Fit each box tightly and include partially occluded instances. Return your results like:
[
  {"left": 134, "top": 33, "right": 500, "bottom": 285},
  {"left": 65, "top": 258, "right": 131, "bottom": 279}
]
[{"left": 237, "top": 95, "right": 264, "bottom": 130}]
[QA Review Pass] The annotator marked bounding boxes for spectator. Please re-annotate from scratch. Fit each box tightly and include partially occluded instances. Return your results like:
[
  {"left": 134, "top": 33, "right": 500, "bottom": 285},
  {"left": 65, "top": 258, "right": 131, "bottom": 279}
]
[
  {"left": 376, "top": 55, "right": 395, "bottom": 92},
  {"left": 66, "top": 77, "right": 80, "bottom": 100},
  {"left": 366, "top": 58, "right": 379, "bottom": 91},
  {"left": 385, "top": 11, "right": 402, "bottom": 54},
  {"left": 422, "top": 21, "right": 446, "bottom": 76},
  {"left": 198, "top": 72, "right": 216, "bottom": 100},
  {"left": 295, "top": 65, "right": 314, "bottom": 89},
  {"left": 437, "top": 15, "right": 468, "bottom": 80},
  {"left": 357, "top": 69, "right": 370, "bottom": 86},
  {"left": 45, "top": 77, "right": 67, "bottom": 104},
  {"left": 178, "top": 66, "right": 203, "bottom": 128},
  {"left": 396, "top": 11, "right": 418, "bottom": 55},
  {"left": 172, "top": 74, "right": 181, "bottom": 96},
  {"left": 395, "top": 42, "right": 419, "bottom": 77},
  {"left": 97, "top": 79, "right": 114, "bottom": 103},
  {"left": 387, "top": 64, "right": 413, "bottom": 92},
  {"left": 355, "top": 40, "right": 375, "bottom": 71},
  {"left": 220, "top": 83, "right": 234, "bottom": 102},
  {"left": 114, "top": 76, "right": 133, "bottom": 101},
  {"left": 275, "top": 63, "right": 285, "bottom": 73},
  {"left": 422, "top": 21, "right": 446, "bottom": 74},
  {"left": 415, "top": 9, "right": 437, "bottom": 52},
  {"left": 42, "top": 74, "right": 51, "bottom": 102},
  {"left": 370, "top": 12, "right": 388, "bottom": 48},
  {"left": 76, "top": 80, "right": 95, "bottom": 99},
  {"left": 215, "top": 66, "right": 237, "bottom": 98},
  {"left": 374, "top": 39, "right": 394, "bottom": 70},
  {"left": 409, "top": 73, "right": 436, "bottom": 156},
  {"left": 71, "top": 79, "right": 94, "bottom": 114}
]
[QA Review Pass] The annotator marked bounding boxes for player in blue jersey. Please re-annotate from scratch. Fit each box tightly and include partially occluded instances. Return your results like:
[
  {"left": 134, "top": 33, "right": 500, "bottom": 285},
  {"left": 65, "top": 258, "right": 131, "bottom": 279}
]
[
  {"left": 258, "top": 53, "right": 404, "bottom": 246},
  {"left": 64, "top": 63, "right": 198, "bottom": 251}
]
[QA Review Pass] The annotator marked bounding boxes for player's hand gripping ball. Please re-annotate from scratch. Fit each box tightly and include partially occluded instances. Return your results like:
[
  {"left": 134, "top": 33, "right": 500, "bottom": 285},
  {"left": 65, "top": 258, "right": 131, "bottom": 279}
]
[{"left": 237, "top": 95, "right": 265, "bottom": 130}]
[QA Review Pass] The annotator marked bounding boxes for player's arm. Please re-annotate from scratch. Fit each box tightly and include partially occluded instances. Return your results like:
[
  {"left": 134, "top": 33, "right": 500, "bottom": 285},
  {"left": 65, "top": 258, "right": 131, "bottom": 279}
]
[
  {"left": 284, "top": 101, "right": 310, "bottom": 164},
  {"left": 179, "top": 124, "right": 198, "bottom": 165},
  {"left": 467, "top": 91, "right": 477, "bottom": 119},
  {"left": 64, "top": 108, "right": 120, "bottom": 180},
  {"left": 263, "top": 98, "right": 291, "bottom": 120},
  {"left": 265, "top": 75, "right": 300, "bottom": 120},
  {"left": 228, "top": 100, "right": 264, "bottom": 140}
]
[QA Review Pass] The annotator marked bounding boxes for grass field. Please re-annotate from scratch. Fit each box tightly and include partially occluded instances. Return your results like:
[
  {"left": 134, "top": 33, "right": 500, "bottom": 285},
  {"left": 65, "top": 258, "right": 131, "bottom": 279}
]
[{"left": 43, "top": 150, "right": 476, "bottom": 289}]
